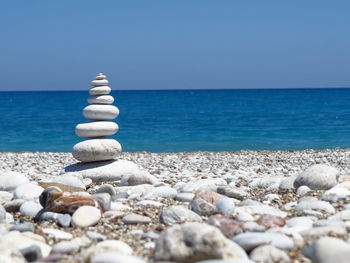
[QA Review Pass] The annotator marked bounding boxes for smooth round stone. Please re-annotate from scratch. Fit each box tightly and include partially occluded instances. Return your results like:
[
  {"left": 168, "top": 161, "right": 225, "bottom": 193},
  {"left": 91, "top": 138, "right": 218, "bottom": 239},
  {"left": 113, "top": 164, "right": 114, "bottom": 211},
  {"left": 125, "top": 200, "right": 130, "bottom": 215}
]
[
  {"left": 92, "top": 79, "right": 109, "bottom": 87},
  {"left": 233, "top": 232, "right": 294, "bottom": 252},
  {"left": 88, "top": 95, "right": 114, "bottom": 105},
  {"left": 42, "top": 228, "right": 73, "bottom": 240},
  {"left": 10, "top": 223, "right": 34, "bottom": 232},
  {"left": 71, "top": 206, "right": 101, "bottom": 227},
  {"left": 175, "top": 192, "right": 195, "bottom": 202},
  {"left": 96, "top": 73, "right": 106, "bottom": 80},
  {"left": 96, "top": 184, "right": 116, "bottom": 196},
  {"left": 0, "top": 191, "right": 13, "bottom": 204},
  {"left": 0, "top": 172, "right": 29, "bottom": 192},
  {"left": 122, "top": 213, "right": 151, "bottom": 224},
  {"left": 72, "top": 139, "right": 121, "bottom": 163},
  {"left": 294, "top": 164, "right": 339, "bottom": 190},
  {"left": 160, "top": 205, "right": 202, "bottom": 224},
  {"left": 89, "top": 86, "right": 111, "bottom": 95},
  {"left": 14, "top": 184, "right": 44, "bottom": 201},
  {"left": 19, "top": 201, "right": 42, "bottom": 218},
  {"left": 83, "top": 105, "right": 119, "bottom": 121},
  {"left": 215, "top": 198, "right": 235, "bottom": 216},
  {"left": 75, "top": 121, "right": 119, "bottom": 138}
]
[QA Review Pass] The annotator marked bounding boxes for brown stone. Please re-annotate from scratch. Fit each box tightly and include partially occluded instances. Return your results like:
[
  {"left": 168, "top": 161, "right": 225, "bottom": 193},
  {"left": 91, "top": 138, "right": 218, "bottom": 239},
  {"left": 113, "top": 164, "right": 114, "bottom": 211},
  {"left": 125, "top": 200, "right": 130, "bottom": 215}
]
[
  {"left": 256, "top": 214, "right": 286, "bottom": 228},
  {"left": 42, "top": 188, "right": 100, "bottom": 214},
  {"left": 194, "top": 190, "right": 225, "bottom": 204},
  {"left": 207, "top": 215, "right": 243, "bottom": 238}
]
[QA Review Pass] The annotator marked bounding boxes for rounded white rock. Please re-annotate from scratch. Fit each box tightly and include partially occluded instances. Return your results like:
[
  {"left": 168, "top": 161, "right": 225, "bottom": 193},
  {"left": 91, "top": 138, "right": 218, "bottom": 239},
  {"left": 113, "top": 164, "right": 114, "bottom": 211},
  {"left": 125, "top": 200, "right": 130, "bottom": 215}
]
[
  {"left": 92, "top": 79, "right": 109, "bottom": 87},
  {"left": 72, "top": 138, "right": 122, "bottom": 163},
  {"left": 83, "top": 105, "right": 119, "bottom": 121},
  {"left": 89, "top": 86, "right": 111, "bottom": 96},
  {"left": 75, "top": 122, "right": 119, "bottom": 138},
  {"left": 72, "top": 206, "right": 101, "bottom": 227},
  {"left": 88, "top": 95, "right": 114, "bottom": 105},
  {"left": 96, "top": 73, "right": 106, "bottom": 80}
]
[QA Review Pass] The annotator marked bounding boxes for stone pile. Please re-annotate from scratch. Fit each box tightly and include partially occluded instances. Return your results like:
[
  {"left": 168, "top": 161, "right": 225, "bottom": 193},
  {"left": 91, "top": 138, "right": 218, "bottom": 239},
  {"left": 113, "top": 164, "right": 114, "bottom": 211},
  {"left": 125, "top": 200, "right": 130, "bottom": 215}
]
[{"left": 72, "top": 73, "right": 121, "bottom": 163}]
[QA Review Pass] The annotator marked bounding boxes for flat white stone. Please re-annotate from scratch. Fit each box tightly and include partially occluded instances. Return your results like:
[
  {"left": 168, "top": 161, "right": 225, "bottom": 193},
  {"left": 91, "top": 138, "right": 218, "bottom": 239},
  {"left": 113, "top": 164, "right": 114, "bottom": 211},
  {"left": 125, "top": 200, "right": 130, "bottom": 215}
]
[
  {"left": 14, "top": 183, "right": 44, "bottom": 201},
  {"left": 72, "top": 138, "right": 121, "bottom": 163},
  {"left": 83, "top": 105, "right": 119, "bottom": 121},
  {"left": 42, "top": 228, "right": 73, "bottom": 240},
  {"left": 88, "top": 95, "right": 114, "bottom": 105},
  {"left": 89, "top": 86, "right": 111, "bottom": 96},
  {"left": 72, "top": 206, "right": 101, "bottom": 227},
  {"left": 19, "top": 201, "right": 42, "bottom": 217},
  {"left": 92, "top": 79, "right": 109, "bottom": 86},
  {"left": 96, "top": 73, "right": 106, "bottom": 80},
  {"left": 75, "top": 122, "right": 119, "bottom": 138},
  {"left": 0, "top": 172, "right": 29, "bottom": 192},
  {"left": 64, "top": 160, "right": 143, "bottom": 182}
]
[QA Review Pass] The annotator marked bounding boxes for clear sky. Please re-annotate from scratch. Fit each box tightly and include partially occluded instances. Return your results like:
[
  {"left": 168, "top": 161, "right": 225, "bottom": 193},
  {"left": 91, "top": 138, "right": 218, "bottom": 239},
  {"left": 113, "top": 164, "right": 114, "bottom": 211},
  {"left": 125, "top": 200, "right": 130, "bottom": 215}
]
[{"left": 1, "top": 1, "right": 350, "bottom": 91}]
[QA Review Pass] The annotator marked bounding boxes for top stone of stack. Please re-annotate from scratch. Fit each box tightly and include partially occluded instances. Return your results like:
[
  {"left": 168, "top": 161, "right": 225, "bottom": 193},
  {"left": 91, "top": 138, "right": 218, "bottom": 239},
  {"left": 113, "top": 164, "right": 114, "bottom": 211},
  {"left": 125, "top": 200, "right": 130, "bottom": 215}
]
[{"left": 89, "top": 73, "right": 112, "bottom": 96}]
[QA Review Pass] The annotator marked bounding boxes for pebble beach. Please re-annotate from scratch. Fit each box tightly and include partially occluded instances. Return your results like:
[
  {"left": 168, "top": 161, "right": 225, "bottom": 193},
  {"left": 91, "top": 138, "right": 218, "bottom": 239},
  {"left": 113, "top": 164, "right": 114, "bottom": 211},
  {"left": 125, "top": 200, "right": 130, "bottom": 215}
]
[{"left": 1, "top": 149, "right": 350, "bottom": 262}]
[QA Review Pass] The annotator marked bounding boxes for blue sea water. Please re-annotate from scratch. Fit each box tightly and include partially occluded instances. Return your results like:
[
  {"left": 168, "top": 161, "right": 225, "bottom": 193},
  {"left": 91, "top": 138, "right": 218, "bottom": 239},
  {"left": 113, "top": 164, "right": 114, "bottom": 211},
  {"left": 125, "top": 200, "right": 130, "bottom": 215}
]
[{"left": 0, "top": 89, "right": 350, "bottom": 152}]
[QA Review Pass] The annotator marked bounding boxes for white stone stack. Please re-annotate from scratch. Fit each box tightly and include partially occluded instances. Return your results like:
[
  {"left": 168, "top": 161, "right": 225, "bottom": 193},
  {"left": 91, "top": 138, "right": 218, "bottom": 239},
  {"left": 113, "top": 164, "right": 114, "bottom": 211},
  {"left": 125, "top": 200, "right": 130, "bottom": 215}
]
[{"left": 72, "top": 73, "right": 122, "bottom": 163}]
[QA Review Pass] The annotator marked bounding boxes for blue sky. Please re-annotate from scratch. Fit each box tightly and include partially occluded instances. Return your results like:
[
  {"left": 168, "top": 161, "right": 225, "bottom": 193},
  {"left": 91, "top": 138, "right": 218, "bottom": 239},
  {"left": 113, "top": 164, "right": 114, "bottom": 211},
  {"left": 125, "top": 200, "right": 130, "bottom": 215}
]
[{"left": 1, "top": 1, "right": 350, "bottom": 91}]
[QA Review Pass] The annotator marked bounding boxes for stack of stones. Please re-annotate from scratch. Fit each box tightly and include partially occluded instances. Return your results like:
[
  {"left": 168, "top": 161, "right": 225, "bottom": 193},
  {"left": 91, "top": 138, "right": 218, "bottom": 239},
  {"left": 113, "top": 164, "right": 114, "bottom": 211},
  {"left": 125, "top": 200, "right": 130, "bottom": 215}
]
[{"left": 72, "top": 73, "right": 122, "bottom": 163}]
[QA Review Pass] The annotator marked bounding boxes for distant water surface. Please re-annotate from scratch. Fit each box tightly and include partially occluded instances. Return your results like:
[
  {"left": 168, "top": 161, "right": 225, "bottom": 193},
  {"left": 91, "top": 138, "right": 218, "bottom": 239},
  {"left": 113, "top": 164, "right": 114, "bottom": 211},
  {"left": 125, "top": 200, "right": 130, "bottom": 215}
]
[{"left": 0, "top": 89, "right": 350, "bottom": 152}]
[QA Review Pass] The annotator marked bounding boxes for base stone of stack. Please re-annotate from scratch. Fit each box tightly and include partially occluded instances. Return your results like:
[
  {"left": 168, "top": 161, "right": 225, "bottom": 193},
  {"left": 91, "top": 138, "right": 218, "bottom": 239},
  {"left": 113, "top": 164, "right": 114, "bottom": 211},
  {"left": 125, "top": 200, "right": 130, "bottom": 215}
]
[
  {"left": 64, "top": 160, "right": 142, "bottom": 182},
  {"left": 83, "top": 105, "right": 119, "bottom": 121},
  {"left": 75, "top": 122, "right": 119, "bottom": 138},
  {"left": 72, "top": 138, "right": 121, "bottom": 163}
]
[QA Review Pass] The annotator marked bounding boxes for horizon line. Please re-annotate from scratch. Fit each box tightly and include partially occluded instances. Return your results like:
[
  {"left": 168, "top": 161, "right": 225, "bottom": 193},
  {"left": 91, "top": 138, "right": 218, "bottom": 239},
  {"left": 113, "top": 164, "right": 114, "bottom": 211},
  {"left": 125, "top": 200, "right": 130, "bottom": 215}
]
[{"left": 1, "top": 86, "right": 350, "bottom": 92}]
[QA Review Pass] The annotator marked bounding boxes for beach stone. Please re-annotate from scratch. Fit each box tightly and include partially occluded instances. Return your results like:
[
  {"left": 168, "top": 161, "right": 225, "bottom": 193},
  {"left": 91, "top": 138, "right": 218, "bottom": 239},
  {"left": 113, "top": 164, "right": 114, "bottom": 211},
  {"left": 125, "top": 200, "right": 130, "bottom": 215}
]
[
  {"left": 110, "top": 202, "right": 133, "bottom": 211},
  {"left": 0, "top": 204, "right": 6, "bottom": 222},
  {"left": 120, "top": 172, "right": 158, "bottom": 186},
  {"left": 175, "top": 192, "right": 195, "bottom": 202},
  {"left": 89, "top": 86, "right": 111, "bottom": 95},
  {"left": 143, "top": 186, "right": 177, "bottom": 199},
  {"left": 208, "top": 215, "right": 243, "bottom": 238},
  {"left": 250, "top": 245, "right": 290, "bottom": 263},
  {"left": 302, "top": 237, "right": 350, "bottom": 263},
  {"left": 190, "top": 198, "right": 218, "bottom": 216},
  {"left": 135, "top": 200, "right": 163, "bottom": 207},
  {"left": 75, "top": 121, "right": 119, "bottom": 138},
  {"left": 19, "top": 201, "right": 42, "bottom": 218},
  {"left": 153, "top": 222, "right": 248, "bottom": 262},
  {"left": 279, "top": 176, "right": 297, "bottom": 190},
  {"left": 64, "top": 160, "right": 140, "bottom": 182},
  {"left": 42, "top": 228, "right": 73, "bottom": 239},
  {"left": 10, "top": 223, "right": 34, "bottom": 233},
  {"left": 0, "top": 172, "right": 29, "bottom": 192},
  {"left": 83, "top": 105, "right": 119, "bottom": 121},
  {"left": 323, "top": 187, "right": 350, "bottom": 202},
  {"left": 296, "top": 185, "right": 311, "bottom": 195},
  {"left": 195, "top": 190, "right": 226, "bottom": 204},
  {"left": 249, "top": 177, "right": 284, "bottom": 189},
  {"left": 40, "top": 187, "right": 99, "bottom": 214},
  {"left": 92, "top": 193, "right": 111, "bottom": 211},
  {"left": 19, "top": 245, "right": 42, "bottom": 262},
  {"left": 96, "top": 184, "right": 116, "bottom": 196},
  {"left": 86, "top": 231, "right": 107, "bottom": 242},
  {"left": 91, "top": 253, "right": 146, "bottom": 263},
  {"left": 142, "top": 231, "right": 160, "bottom": 240},
  {"left": 0, "top": 191, "right": 13, "bottom": 204},
  {"left": 300, "top": 226, "right": 347, "bottom": 237},
  {"left": 296, "top": 200, "right": 335, "bottom": 214},
  {"left": 71, "top": 206, "right": 101, "bottom": 227},
  {"left": 14, "top": 183, "right": 44, "bottom": 201},
  {"left": 286, "top": 217, "right": 313, "bottom": 230},
  {"left": 176, "top": 178, "right": 227, "bottom": 193},
  {"left": 4, "top": 199, "right": 26, "bottom": 212},
  {"left": 233, "top": 232, "right": 294, "bottom": 252},
  {"left": 72, "top": 138, "right": 121, "bottom": 163},
  {"left": 83, "top": 240, "right": 133, "bottom": 261},
  {"left": 329, "top": 209, "right": 350, "bottom": 221},
  {"left": 57, "top": 214, "right": 72, "bottom": 228},
  {"left": 88, "top": 95, "right": 114, "bottom": 105},
  {"left": 236, "top": 204, "right": 287, "bottom": 218},
  {"left": 43, "top": 175, "right": 86, "bottom": 190},
  {"left": 122, "top": 213, "right": 151, "bottom": 224},
  {"left": 256, "top": 214, "right": 285, "bottom": 228},
  {"left": 96, "top": 73, "right": 106, "bottom": 80},
  {"left": 294, "top": 164, "right": 339, "bottom": 190},
  {"left": 215, "top": 198, "right": 235, "bottom": 216},
  {"left": 160, "top": 205, "right": 202, "bottom": 224},
  {"left": 217, "top": 186, "right": 248, "bottom": 200},
  {"left": 52, "top": 240, "right": 80, "bottom": 254},
  {"left": 91, "top": 79, "right": 109, "bottom": 86},
  {"left": 0, "top": 231, "right": 51, "bottom": 257}
]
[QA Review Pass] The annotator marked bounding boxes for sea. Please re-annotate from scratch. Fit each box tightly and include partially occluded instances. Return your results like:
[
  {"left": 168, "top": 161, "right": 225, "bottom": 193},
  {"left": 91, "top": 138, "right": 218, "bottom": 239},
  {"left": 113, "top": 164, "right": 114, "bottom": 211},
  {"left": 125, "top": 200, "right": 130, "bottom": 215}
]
[{"left": 0, "top": 88, "right": 350, "bottom": 153}]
